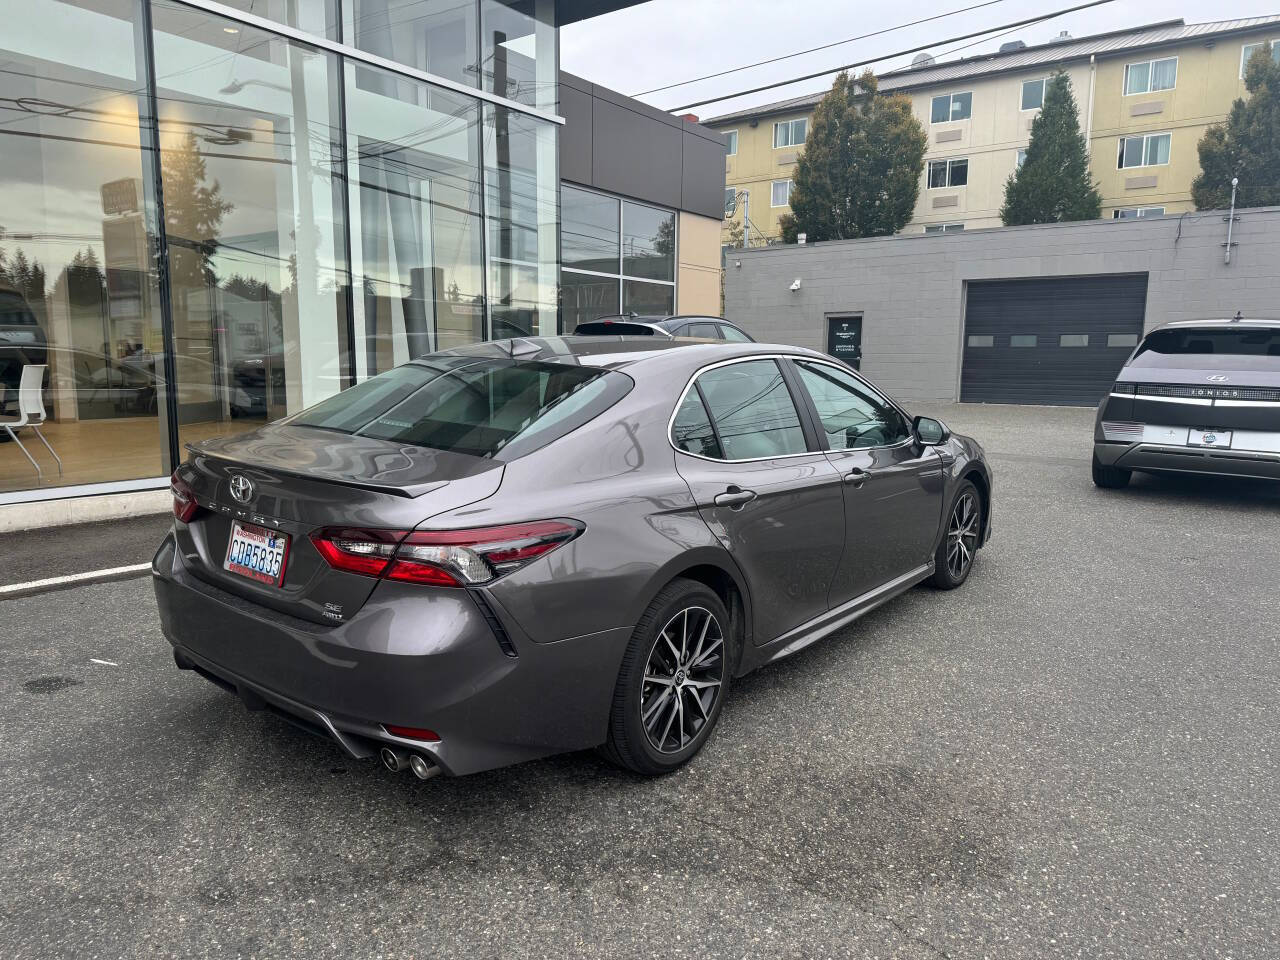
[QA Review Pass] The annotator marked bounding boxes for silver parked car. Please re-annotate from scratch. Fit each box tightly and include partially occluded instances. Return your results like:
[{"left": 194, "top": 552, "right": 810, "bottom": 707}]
[{"left": 153, "top": 337, "right": 992, "bottom": 779}]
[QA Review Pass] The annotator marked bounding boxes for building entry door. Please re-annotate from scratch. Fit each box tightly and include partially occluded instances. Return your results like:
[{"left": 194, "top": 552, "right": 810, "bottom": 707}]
[{"left": 826, "top": 315, "right": 863, "bottom": 370}]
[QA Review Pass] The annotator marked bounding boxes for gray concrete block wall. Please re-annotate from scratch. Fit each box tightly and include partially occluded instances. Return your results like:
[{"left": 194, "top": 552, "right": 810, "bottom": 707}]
[{"left": 722, "top": 208, "right": 1280, "bottom": 404}]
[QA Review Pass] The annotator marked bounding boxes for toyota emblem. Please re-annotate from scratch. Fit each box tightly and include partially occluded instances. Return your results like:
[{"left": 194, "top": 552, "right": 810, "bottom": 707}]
[{"left": 228, "top": 474, "right": 254, "bottom": 504}]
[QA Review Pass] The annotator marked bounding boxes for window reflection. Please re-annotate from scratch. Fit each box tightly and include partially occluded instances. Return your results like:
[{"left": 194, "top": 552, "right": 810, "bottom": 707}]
[
  {"left": 347, "top": 63, "right": 485, "bottom": 373},
  {"left": 484, "top": 104, "right": 557, "bottom": 338},
  {"left": 151, "top": 0, "right": 351, "bottom": 447},
  {"left": 344, "top": 0, "right": 476, "bottom": 90},
  {"left": 0, "top": 0, "right": 166, "bottom": 493},
  {"left": 481, "top": 0, "right": 555, "bottom": 110},
  {"left": 622, "top": 201, "right": 675, "bottom": 281}
]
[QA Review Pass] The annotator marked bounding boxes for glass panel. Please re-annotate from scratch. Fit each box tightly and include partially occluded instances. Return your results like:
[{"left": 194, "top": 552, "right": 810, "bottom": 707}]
[
  {"left": 0, "top": 0, "right": 167, "bottom": 494},
  {"left": 622, "top": 202, "right": 674, "bottom": 281},
  {"left": 1120, "top": 137, "right": 1144, "bottom": 168},
  {"left": 151, "top": 1, "right": 351, "bottom": 450},
  {"left": 948, "top": 159, "right": 968, "bottom": 187},
  {"left": 560, "top": 271, "right": 618, "bottom": 331},
  {"left": 1151, "top": 58, "right": 1177, "bottom": 91},
  {"left": 1241, "top": 43, "right": 1262, "bottom": 77},
  {"left": 793, "top": 119, "right": 807, "bottom": 144},
  {"left": 951, "top": 92, "right": 971, "bottom": 120},
  {"left": 1016, "top": 148, "right": 1027, "bottom": 167},
  {"left": 773, "top": 121, "right": 787, "bottom": 148},
  {"left": 1010, "top": 335, "right": 1037, "bottom": 347},
  {"left": 795, "top": 361, "right": 909, "bottom": 450},
  {"left": 686, "top": 322, "right": 718, "bottom": 339},
  {"left": 696, "top": 359, "right": 806, "bottom": 460},
  {"left": 928, "top": 161, "right": 948, "bottom": 188},
  {"left": 1021, "top": 78, "right": 1043, "bottom": 110},
  {"left": 924, "top": 225, "right": 944, "bottom": 234},
  {"left": 671, "top": 390, "right": 721, "bottom": 459},
  {"left": 771, "top": 181, "right": 791, "bottom": 206},
  {"left": 561, "top": 185, "right": 618, "bottom": 274},
  {"left": 725, "top": 130, "right": 737, "bottom": 155},
  {"left": 968, "top": 335, "right": 994, "bottom": 347},
  {"left": 481, "top": 0, "right": 555, "bottom": 110},
  {"left": 930, "top": 95, "right": 949, "bottom": 124},
  {"left": 1134, "top": 327, "right": 1280, "bottom": 359},
  {"left": 484, "top": 105, "right": 557, "bottom": 337},
  {"left": 1107, "top": 334, "right": 1138, "bottom": 348},
  {"left": 218, "top": 0, "right": 337, "bottom": 38},
  {"left": 1145, "top": 134, "right": 1170, "bottom": 166},
  {"left": 1124, "top": 61, "right": 1150, "bottom": 95},
  {"left": 622, "top": 279, "right": 673, "bottom": 316},
  {"left": 719, "top": 324, "right": 752, "bottom": 343},
  {"left": 346, "top": 62, "right": 485, "bottom": 377},
  {"left": 1059, "top": 334, "right": 1089, "bottom": 347},
  {"left": 724, "top": 187, "right": 737, "bottom": 215},
  {"left": 945, "top": 223, "right": 964, "bottom": 232},
  {"left": 344, "top": 0, "right": 476, "bottom": 90}
]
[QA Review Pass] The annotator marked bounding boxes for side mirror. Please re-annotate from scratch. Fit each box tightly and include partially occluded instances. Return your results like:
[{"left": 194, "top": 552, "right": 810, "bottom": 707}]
[{"left": 913, "top": 415, "right": 950, "bottom": 446}]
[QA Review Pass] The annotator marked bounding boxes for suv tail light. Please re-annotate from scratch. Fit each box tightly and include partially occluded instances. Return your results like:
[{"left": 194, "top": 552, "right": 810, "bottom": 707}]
[
  {"left": 310, "top": 520, "right": 583, "bottom": 587},
  {"left": 171, "top": 471, "right": 198, "bottom": 523}
]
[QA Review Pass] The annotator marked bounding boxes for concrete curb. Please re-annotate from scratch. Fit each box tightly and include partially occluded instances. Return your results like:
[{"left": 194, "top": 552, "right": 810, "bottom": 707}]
[{"left": 0, "top": 564, "right": 152, "bottom": 601}]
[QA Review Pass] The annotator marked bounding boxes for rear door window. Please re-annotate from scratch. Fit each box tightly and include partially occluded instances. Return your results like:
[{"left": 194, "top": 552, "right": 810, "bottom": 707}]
[
  {"left": 288, "top": 358, "right": 632, "bottom": 460},
  {"left": 686, "top": 359, "right": 809, "bottom": 460}
]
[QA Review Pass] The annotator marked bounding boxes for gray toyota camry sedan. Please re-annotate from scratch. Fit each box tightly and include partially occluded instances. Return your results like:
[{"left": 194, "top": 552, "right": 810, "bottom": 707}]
[{"left": 154, "top": 337, "right": 992, "bottom": 779}]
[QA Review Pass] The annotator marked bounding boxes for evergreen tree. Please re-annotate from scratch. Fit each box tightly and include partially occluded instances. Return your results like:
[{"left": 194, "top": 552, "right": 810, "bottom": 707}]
[
  {"left": 780, "top": 70, "right": 926, "bottom": 243},
  {"left": 1192, "top": 43, "right": 1280, "bottom": 209},
  {"left": 1000, "top": 72, "right": 1101, "bottom": 225}
]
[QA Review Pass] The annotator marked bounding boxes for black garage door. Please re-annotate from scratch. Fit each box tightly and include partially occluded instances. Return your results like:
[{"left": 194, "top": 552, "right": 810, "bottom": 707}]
[{"left": 961, "top": 274, "right": 1148, "bottom": 405}]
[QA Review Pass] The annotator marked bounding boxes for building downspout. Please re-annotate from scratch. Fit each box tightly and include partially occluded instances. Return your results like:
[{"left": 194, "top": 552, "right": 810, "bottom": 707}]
[{"left": 1084, "top": 54, "right": 1096, "bottom": 155}]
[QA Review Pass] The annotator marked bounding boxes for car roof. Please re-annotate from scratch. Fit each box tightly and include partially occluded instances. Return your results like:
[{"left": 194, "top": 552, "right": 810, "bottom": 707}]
[
  {"left": 435, "top": 335, "right": 824, "bottom": 372},
  {"left": 1152, "top": 318, "right": 1280, "bottom": 331}
]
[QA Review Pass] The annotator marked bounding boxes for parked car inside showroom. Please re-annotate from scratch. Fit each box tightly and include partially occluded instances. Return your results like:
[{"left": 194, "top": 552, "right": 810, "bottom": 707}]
[
  {"left": 1093, "top": 317, "right": 1280, "bottom": 487},
  {"left": 153, "top": 336, "right": 992, "bottom": 780}
]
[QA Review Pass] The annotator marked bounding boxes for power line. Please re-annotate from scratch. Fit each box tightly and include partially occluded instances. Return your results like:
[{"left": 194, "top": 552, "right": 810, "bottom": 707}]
[
  {"left": 632, "top": 0, "right": 1009, "bottom": 98},
  {"left": 667, "top": 0, "right": 1118, "bottom": 114}
]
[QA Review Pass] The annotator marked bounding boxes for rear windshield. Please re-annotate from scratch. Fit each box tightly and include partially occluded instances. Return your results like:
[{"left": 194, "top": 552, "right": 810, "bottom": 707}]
[
  {"left": 1132, "top": 327, "right": 1280, "bottom": 363},
  {"left": 575, "top": 321, "right": 658, "bottom": 336},
  {"left": 286, "top": 358, "right": 632, "bottom": 460}
]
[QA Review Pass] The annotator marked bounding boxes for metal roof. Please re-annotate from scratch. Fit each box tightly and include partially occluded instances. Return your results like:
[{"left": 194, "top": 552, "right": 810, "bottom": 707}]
[{"left": 703, "top": 15, "right": 1280, "bottom": 125}]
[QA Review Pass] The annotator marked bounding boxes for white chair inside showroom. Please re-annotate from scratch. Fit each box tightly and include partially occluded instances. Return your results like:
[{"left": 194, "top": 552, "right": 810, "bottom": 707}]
[{"left": 1, "top": 364, "right": 62, "bottom": 480}]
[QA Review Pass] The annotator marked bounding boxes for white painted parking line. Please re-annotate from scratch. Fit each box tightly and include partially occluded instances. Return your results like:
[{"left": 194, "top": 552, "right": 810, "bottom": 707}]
[
  {"left": 90, "top": 658, "right": 120, "bottom": 666},
  {"left": 0, "top": 563, "right": 152, "bottom": 601}
]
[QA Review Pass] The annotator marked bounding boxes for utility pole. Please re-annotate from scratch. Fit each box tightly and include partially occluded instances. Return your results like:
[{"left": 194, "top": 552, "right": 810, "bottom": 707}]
[
  {"left": 742, "top": 191, "right": 750, "bottom": 249},
  {"left": 1223, "top": 177, "right": 1239, "bottom": 265}
]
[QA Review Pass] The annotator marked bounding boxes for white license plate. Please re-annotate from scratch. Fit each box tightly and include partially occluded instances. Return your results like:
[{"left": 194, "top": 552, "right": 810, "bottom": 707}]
[
  {"left": 1188, "top": 429, "right": 1232, "bottom": 449},
  {"left": 224, "top": 521, "right": 290, "bottom": 586}
]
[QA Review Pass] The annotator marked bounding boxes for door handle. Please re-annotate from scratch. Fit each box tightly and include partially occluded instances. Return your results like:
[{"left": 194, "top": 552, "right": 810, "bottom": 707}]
[
  {"left": 843, "top": 467, "right": 871, "bottom": 487},
  {"left": 713, "top": 487, "right": 757, "bottom": 508}
]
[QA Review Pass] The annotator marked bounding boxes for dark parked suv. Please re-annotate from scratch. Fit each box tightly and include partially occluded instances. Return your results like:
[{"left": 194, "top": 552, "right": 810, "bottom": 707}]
[
  {"left": 1093, "top": 318, "right": 1280, "bottom": 487},
  {"left": 575, "top": 314, "right": 755, "bottom": 342},
  {"left": 154, "top": 336, "right": 992, "bottom": 780}
]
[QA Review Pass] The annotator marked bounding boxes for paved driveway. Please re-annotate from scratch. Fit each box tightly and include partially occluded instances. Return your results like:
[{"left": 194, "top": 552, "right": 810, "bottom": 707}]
[{"left": 3, "top": 403, "right": 1278, "bottom": 959}]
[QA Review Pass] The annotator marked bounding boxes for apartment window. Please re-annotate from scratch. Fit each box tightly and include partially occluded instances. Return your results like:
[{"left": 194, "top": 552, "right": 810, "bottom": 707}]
[
  {"left": 1123, "top": 57, "right": 1177, "bottom": 95},
  {"left": 1016, "top": 148, "right": 1028, "bottom": 168},
  {"left": 1113, "top": 207, "right": 1166, "bottom": 219},
  {"left": 724, "top": 187, "right": 738, "bottom": 216},
  {"left": 1118, "top": 132, "right": 1171, "bottom": 169},
  {"left": 930, "top": 91, "right": 972, "bottom": 123},
  {"left": 725, "top": 129, "right": 738, "bottom": 156},
  {"left": 771, "top": 179, "right": 794, "bottom": 207},
  {"left": 773, "top": 118, "right": 807, "bottom": 148},
  {"left": 924, "top": 223, "right": 964, "bottom": 234},
  {"left": 1021, "top": 77, "right": 1047, "bottom": 110},
  {"left": 927, "top": 158, "right": 968, "bottom": 188},
  {"left": 1240, "top": 40, "right": 1280, "bottom": 78}
]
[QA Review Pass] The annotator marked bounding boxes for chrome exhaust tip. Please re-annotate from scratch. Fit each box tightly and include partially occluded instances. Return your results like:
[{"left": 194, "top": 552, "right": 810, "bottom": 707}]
[
  {"left": 409, "top": 753, "right": 441, "bottom": 781},
  {"left": 380, "top": 746, "right": 409, "bottom": 772}
]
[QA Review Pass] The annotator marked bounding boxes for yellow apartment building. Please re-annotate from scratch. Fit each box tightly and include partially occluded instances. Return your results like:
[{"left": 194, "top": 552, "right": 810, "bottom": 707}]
[{"left": 706, "top": 16, "right": 1280, "bottom": 242}]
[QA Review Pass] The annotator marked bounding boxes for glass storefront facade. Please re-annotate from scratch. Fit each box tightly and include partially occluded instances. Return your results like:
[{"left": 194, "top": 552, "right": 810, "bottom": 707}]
[
  {"left": 0, "top": 0, "right": 560, "bottom": 499},
  {"left": 560, "top": 183, "right": 676, "bottom": 331}
]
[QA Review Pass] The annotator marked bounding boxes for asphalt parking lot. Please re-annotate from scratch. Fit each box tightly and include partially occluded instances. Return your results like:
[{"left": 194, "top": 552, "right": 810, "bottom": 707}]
[{"left": 3, "top": 403, "right": 1278, "bottom": 959}]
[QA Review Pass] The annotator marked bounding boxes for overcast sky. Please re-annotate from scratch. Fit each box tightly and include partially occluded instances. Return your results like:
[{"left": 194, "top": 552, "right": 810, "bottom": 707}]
[{"left": 561, "top": 0, "right": 1279, "bottom": 120}]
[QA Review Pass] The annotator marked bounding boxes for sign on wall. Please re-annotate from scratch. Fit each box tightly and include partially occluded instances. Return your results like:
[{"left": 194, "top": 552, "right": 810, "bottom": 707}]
[{"left": 826, "top": 315, "right": 863, "bottom": 369}]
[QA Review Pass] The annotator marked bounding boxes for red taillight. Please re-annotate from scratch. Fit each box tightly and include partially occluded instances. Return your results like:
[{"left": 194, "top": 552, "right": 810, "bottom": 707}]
[
  {"left": 171, "top": 471, "right": 198, "bottom": 523},
  {"left": 383, "top": 724, "right": 441, "bottom": 742},
  {"left": 310, "top": 519, "right": 583, "bottom": 587},
  {"left": 309, "top": 527, "right": 404, "bottom": 577}
]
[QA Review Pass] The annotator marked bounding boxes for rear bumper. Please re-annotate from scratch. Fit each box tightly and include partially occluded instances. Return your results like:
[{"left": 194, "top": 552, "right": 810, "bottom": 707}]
[
  {"left": 152, "top": 534, "right": 632, "bottom": 776},
  {"left": 1094, "top": 440, "right": 1280, "bottom": 481}
]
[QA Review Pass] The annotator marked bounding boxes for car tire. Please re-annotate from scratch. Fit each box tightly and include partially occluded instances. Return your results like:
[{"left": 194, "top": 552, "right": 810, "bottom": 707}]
[
  {"left": 601, "top": 578, "right": 735, "bottom": 776},
  {"left": 1091, "top": 455, "right": 1131, "bottom": 489},
  {"left": 928, "top": 480, "right": 982, "bottom": 590}
]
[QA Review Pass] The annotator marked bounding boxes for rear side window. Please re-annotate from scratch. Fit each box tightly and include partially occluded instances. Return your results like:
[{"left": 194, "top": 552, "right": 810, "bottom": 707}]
[
  {"left": 1133, "top": 327, "right": 1280, "bottom": 359},
  {"left": 682, "top": 359, "right": 808, "bottom": 460},
  {"left": 288, "top": 358, "right": 631, "bottom": 460},
  {"left": 685, "top": 322, "right": 720, "bottom": 339},
  {"left": 718, "top": 324, "right": 753, "bottom": 342},
  {"left": 671, "top": 391, "right": 722, "bottom": 458}
]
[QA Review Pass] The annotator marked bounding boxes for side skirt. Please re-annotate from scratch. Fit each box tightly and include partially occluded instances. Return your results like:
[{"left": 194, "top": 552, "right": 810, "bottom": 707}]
[{"left": 740, "top": 562, "right": 934, "bottom": 674}]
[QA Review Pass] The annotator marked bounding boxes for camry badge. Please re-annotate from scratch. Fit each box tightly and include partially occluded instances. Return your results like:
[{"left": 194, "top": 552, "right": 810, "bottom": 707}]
[
  {"left": 228, "top": 474, "right": 254, "bottom": 504},
  {"left": 1206, "top": 375, "right": 1229, "bottom": 382}
]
